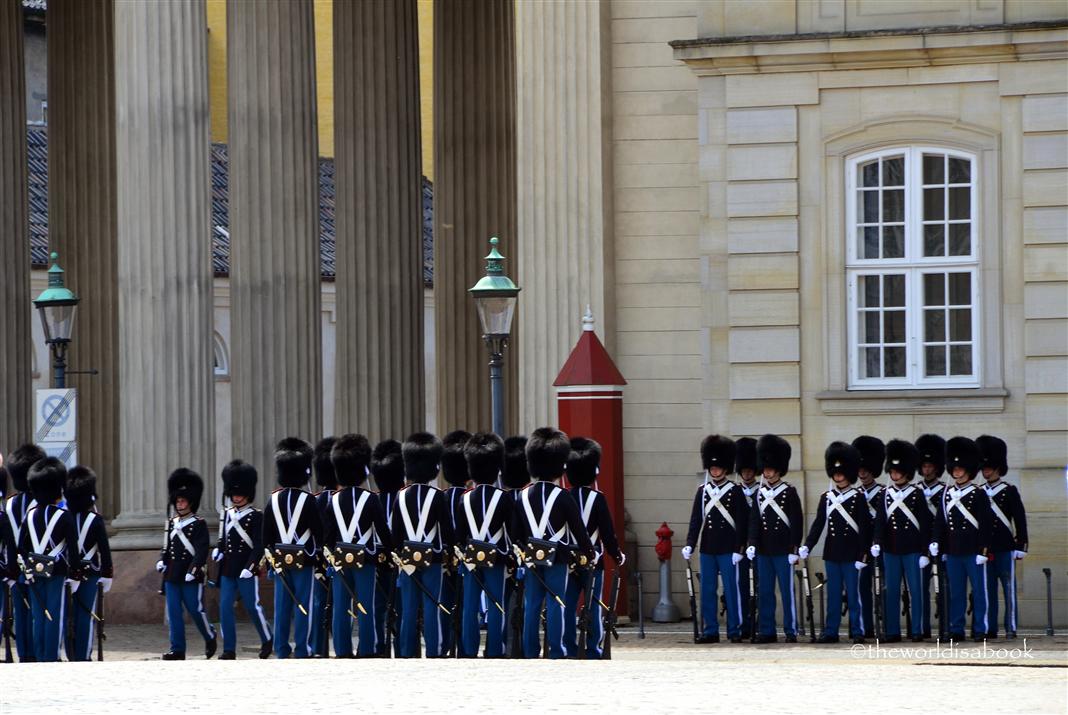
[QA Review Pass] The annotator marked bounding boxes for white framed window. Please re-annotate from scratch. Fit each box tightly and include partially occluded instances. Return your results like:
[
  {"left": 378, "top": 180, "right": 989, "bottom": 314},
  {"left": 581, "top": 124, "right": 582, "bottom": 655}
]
[
  {"left": 213, "top": 332, "right": 229, "bottom": 379},
  {"left": 846, "top": 146, "right": 980, "bottom": 389}
]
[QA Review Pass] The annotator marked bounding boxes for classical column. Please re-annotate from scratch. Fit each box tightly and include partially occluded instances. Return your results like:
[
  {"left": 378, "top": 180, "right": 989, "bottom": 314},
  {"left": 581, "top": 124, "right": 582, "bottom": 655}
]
[
  {"left": 228, "top": 0, "right": 321, "bottom": 491},
  {"left": 333, "top": 0, "right": 424, "bottom": 441},
  {"left": 434, "top": 0, "right": 517, "bottom": 433},
  {"left": 111, "top": 0, "right": 215, "bottom": 545},
  {"left": 0, "top": 0, "right": 31, "bottom": 455},
  {"left": 515, "top": 0, "right": 615, "bottom": 429},
  {"left": 47, "top": 0, "right": 120, "bottom": 517}
]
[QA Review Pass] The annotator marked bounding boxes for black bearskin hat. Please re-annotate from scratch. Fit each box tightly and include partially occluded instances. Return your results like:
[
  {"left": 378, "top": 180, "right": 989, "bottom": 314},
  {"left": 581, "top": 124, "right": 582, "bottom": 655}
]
[
  {"left": 566, "top": 437, "right": 602, "bottom": 488},
  {"left": 976, "top": 435, "right": 1008, "bottom": 477},
  {"left": 28, "top": 457, "right": 67, "bottom": 505},
  {"left": 275, "top": 437, "right": 314, "bottom": 488},
  {"left": 7, "top": 443, "right": 46, "bottom": 493},
  {"left": 756, "top": 434, "right": 791, "bottom": 477},
  {"left": 824, "top": 442, "right": 861, "bottom": 483},
  {"left": 0, "top": 467, "right": 8, "bottom": 500},
  {"left": 734, "top": 437, "right": 757, "bottom": 475},
  {"left": 332, "top": 433, "right": 372, "bottom": 488},
  {"left": 314, "top": 436, "right": 338, "bottom": 490},
  {"left": 464, "top": 432, "right": 505, "bottom": 486},
  {"left": 885, "top": 439, "right": 920, "bottom": 480},
  {"left": 441, "top": 430, "right": 473, "bottom": 487},
  {"left": 915, "top": 434, "right": 946, "bottom": 478},
  {"left": 370, "top": 439, "right": 405, "bottom": 493},
  {"left": 502, "top": 436, "right": 530, "bottom": 490},
  {"left": 222, "top": 459, "right": 257, "bottom": 500},
  {"left": 65, "top": 465, "right": 98, "bottom": 513},
  {"left": 167, "top": 467, "right": 203, "bottom": 513},
  {"left": 526, "top": 427, "right": 571, "bottom": 481},
  {"left": 852, "top": 435, "right": 885, "bottom": 477},
  {"left": 402, "top": 432, "right": 443, "bottom": 485},
  {"left": 700, "top": 435, "right": 735, "bottom": 473},
  {"left": 946, "top": 437, "right": 982, "bottom": 479}
]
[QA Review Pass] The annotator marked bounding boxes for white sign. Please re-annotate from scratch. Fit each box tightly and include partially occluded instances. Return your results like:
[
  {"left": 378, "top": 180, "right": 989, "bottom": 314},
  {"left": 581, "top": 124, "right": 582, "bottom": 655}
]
[
  {"left": 35, "top": 388, "right": 77, "bottom": 443},
  {"left": 40, "top": 441, "right": 78, "bottom": 469}
]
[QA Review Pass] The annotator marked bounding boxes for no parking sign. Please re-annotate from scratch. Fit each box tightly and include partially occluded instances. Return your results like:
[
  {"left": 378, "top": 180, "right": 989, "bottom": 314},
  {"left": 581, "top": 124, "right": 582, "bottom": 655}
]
[{"left": 35, "top": 388, "right": 78, "bottom": 468}]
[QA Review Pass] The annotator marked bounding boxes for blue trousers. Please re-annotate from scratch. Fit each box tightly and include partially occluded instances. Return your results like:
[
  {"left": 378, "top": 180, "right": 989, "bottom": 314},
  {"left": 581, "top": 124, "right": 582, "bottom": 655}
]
[
  {"left": 563, "top": 567, "right": 606, "bottom": 658},
  {"left": 986, "top": 552, "right": 1018, "bottom": 636},
  {"left": 397, "top": 564, "right": 445, "bottom": 658},
  {"left": 739, "top": 557, "right": 754, "bottom": 636},
  {"left": 946, "top": 554, "right": 988, "bottom": 636},
  {"left": 699, "top": 553, "right": 743, "bottom": 638},
  {"left": 14, "top": 578, "right": 33, "bottom": 660},
  {"left": 823, "top": 560, "right": 864, "bottom": 638},
  {"left": 883, "top": 552, "right": 923, "bottom": 637},
  {"left": 464, "top": 565, "right": 507, "bottom": 657},
  {"left": 332, "top": 566, "right": 378, "bottom": 657},
  {"left": 29, "top": 576, "right": 64, "bottom": 662},
  {"left": 271, "top": 567, "right": 315, "bottom": 658},
  {"left": 69, "top": 574, "right": 101, "bottom": 661},
  {"left": 164, "top": 580, "right": 215, "bottom": 654},
  {"left": 441, "top": 568, "right": 464, "bottom": 656},
  {"left": 757, "top": 554, "right": 797, "bottom": 637},
  {"left": 859, "top": 557, "right": 879, "bottom": 637},
  {"left": 310, "top": 573, "right": 331, "bottom": 656},
  {"left": 523, "top": 563, "right": 571, "bottom": 659},
  {"left": 219, "top": 575, "right": 271, "bottom": 653}
]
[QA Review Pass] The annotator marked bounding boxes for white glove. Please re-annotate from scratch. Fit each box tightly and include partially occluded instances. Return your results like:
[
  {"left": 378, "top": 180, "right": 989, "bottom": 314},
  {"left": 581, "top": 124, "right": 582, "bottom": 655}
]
[
  {"left": 928, "top": 543, "right": 939, "bottom": 557},
  {"left": 918, "top": 556, "right": 930, "bottom": 569},
  {"left": 239, "top": 568, "right": 254, "bottom": 579},
  {"left": 797, "top": 545, "right": 810, "bottom": 560},
  {"left": 66, "top": 579, "right": 80, "bottom": 593},
  {"left": 1013, "top": 550, "right": 1027, "bottom": 560},
  {"left": 745, "top": 546, "right": 756, "bottom": 560},
  {"left": 976, "top": 554, "right": 988, "bottom": 566},
  {"left": 184, "top": 572, "right": 196, "bottom": 582},
  {"left": 211, "top": 547, "right": 223, "bottom": 563},
  {"left": 854, "top": 561, "right": 867, "bottom": 571},
  {"left": 616, "top": 553, "right": 627, "bottom": 567},
  {"left": 99, "top": 577, "right": 113, "bottom": 593},
  {"left": 155, "top": 560, "right": 165, "bottom": 573},
  {"left": 681, "top": 545, "right": 693, "bottom": 561},
  {"left": 787, "top": 554, "right": 799, "bottom": 565},
  {"left": 3, "top": 578, "right": 14, "bottom": 588},
  {"left": 731, "top": 552, "right": 744, "bottom": 565},
  {"left": 870, "top": 544, "right": 881, "bottom": 558}
]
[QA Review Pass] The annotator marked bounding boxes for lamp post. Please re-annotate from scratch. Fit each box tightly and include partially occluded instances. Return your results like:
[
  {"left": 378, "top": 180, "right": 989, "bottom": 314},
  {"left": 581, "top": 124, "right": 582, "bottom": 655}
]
[
  {"left": 33, "top": 251, "right": 79, "bottom": 389},
  {"left": 469, "top": 237, "right": 520, "bottom": 437}
]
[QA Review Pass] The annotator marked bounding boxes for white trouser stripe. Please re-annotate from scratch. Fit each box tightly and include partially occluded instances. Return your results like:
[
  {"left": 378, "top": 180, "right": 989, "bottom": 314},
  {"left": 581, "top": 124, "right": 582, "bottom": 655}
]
[
  {"left": 252, "top": 577, "right": 270, "bottom": 636},
  {"left": 86, "top": 589, "right": 98, "bottom": 660}
]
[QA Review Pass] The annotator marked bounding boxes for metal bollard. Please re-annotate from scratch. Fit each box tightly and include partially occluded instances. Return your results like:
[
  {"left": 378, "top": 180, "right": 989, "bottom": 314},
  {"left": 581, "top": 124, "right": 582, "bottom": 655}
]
[
  {"left": 636, "top": 570, "right": 645, "bottom": 639},
  {"left": 1043, "top": 568, "right": 1055, "bottom": 636},
  {"left": 652, "top": 523, "right": 681, "bottom": 622}
]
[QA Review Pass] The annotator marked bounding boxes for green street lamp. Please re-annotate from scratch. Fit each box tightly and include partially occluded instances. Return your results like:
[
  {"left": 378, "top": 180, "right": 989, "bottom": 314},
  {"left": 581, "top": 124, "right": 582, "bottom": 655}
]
[
  {"left": 33, "top": 251, "right": 79, "bottom": 388},
  {"left": 469, "top": 237, "right": 520, "bottom": 437}
]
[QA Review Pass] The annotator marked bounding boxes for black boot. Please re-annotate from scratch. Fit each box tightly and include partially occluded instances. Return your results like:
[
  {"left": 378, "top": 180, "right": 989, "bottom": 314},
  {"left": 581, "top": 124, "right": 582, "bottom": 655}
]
[
  {"left": 205, "top": 633, "right": 218, "bottom": 659},
  {"left": 1006, "top": 631, "right": 1017, "bottom": 640},
  {"left": 259, "top": 639, "right": 274, "bottom": 659},
  {"left": 784, "top": 634, "right": 797, "bottom": 643},
  {"left": 728, "top": 636, "right": 744, "bottom": 644},
  {"left": 816, "top": 634, "right": 840, "bottom": 644},
  {"left": 852, "top": 636, "right": 866, "bottom": 645},
  {"left": 883, "top": 634, "right": 902, "bottom": 643},
  {"left": 161, "top": 651, "right": 186, "bottom": 661},
  {"left": 219, "top": 651, "right": 236, "bottom": 660},
  {"left": 695, "top": 634, "right": 720, "bottom": 644},
  {"left": 752, "top": 633, "right": 777, "bottom": 644},
  {"left": 911, "top": 634, "right": 926, "bottom": 643}
]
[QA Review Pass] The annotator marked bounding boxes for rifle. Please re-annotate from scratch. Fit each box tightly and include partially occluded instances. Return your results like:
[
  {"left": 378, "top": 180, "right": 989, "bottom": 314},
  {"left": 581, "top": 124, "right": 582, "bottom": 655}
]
[
  {"left": 872, "top": 558, "right": 884, "bottom": 640},
  {"left": 719, "top": 593, "right": 727, "bottom": 619},
  {"left": 263, "top": 549, "right": 308, "bottom": 616},
  {"left": 96, "top": 582, "right": 105, "bottom": 661},
  {"left": 450, "top": 558, "right": 462, "bottom": 658},
  {"left": 602, "top": 566, "right": 622, "bottom": 660},
  {"left": 159, "top": 507, "right": 171, "bottom": 596},
  {"left": 933, "top": 559, "right": 945, "bottom": 641},
  {"left": 748, "top": 558, "right": 758, "bottom": 641},
  {"left": 65, "top": 581, "right": 76, "bottom": 659},
  {"left": 1042, "top": 567, "right": 1054, "bottom": 636},
  {"left": 318, "top": 570, "right": 332, "bottom": 657},
  {"left": 815, "top": 572, "right": 826, "bottom": 633},
  {"left": 635, "top": 569, "right": 645, "bottom": 640},
  {"left": 322, "top": 549, "right": 367, "bottom": 619},
  {"left": 509, "top": 567, "right": 525, "bottom": 658},
  {"left": 373, "top": 564, "right": 400, "bottom": 656},
  {"left": 801, "top": 559, "right": 816, "bottom": 642},
  {"left": 684, "top": 560, "right": 699, "bottom": 643},
  {"left": 3, "top": 584, "right": 13, "bottom": 663},
  {"left": 576, "top": 567, "right": 595, "bottom": 659},
  {"left": 902, "top": 578, "right": 912, "bottom": 635}
]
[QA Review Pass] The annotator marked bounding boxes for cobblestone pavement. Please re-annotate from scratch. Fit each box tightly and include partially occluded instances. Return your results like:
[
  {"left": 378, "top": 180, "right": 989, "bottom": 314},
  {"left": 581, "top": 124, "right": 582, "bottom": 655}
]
[{"left": 0, "top": 624, "right": 1065, "bottom": 713}]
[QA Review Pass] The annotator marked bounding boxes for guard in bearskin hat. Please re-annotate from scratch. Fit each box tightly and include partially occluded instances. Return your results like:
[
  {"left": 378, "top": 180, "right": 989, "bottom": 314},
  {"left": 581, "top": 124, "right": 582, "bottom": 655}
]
[
  {"left": 915, "top": 433, "right": 946, "bottom": 638},
  {"left": 733, "top": 436, "right": 759, "bottom": 637},
  {"left": 157, "top": 467, "right": 217, "bottom": 660},
  {"left": 64, "top": 466, "right": 113, "bottom": 661},
  {"left": 745, "top": 434, "right": 803, "bottom": 643},
  {"left": 370, "top": 439, "right": 405, "bottom": 655},
  {"left": 4, "top": 443, "right": 45, "bottom": 660},
  {"left": 977, "top": 435, "right": 1027, "bottom": 639},
  {"left": 683, "top": 435, "right": 747, "bottom": 644},
  {"left": 440, "top": 429, "right": 472, "bottom": 656},
  {"left": 852, "top": 435, "right": 885, "bottom": 638},
  {"left": 309, "top": 437, "right": 338, "bottom": 658},
  {"left": 213, "top": 460, "right": 271, "bottom": 659},
  {"left": 931, "top": 436, "right": 993, "bottom": 641}
]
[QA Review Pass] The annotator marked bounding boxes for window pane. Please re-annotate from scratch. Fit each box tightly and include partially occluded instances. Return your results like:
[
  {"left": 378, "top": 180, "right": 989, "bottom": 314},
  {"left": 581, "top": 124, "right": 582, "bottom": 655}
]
[
  {"left": 883, "top": 225, "right": 904, "bottom": 258},
  {"left": 859, "top": 226, "right": 879, "bottom": 259},
  {"left": 949, "top": 308, "right": 972, "bottom": 341},
  {"left": 948, "top": 272, "right": 971, "bottom": 305},
  {"left": 924, "top": 188, "right": 944, "bottom": 221},
  {"left": 948, "top": 157, "right": 971, "bottom": 184},
  {"left": 884, "top": 347, "right": 906, "bottom": 378},
  {"left": 860, "top": 161, "right": 879, "bottom": 188},
  {"left": 863, "top": 347, "right": 881, "bottom": 378},
  {"left": 924, "top": 273, "right": 945, "bottom": 306},
  {"left": 925, "top": 309, "right": 946, "bottom": 342},
  {"left": 862, "top": 311, "right": 880, "bottom": 343},
  {"left": 861, "top": 276, "right": 880, "bottom": 308},
  {"left": 884, "top": 274, "right": 905, "bottom": 307},
  {"left": 884, "top": 310, "right": 905, "bottom": 343},
  {"left": 949, "top": 223, "right": 970, "bottom": 256},
  {"left": 948, "top": 187, "right": 970, "bottom": 220},
  {"left": 883, "top": 189, "right": 904, "bottom": 222},
  {"left": 882, "top": 157, "right": 904, "bottom": 187},
  {"left": 923, "top": 154, "right": 944, "bottom": 184},
  {"left": 925, "top": 345, "right": 947, "bottom": 377},
  {"left": 923, "top": 224, "right": 945, "bottom": 257},
  {"left": 859, "top": 190, "right": 879, "bottom": 223},
  {"left": 950, "top": 345, "right": 973, "bottom": 376}
]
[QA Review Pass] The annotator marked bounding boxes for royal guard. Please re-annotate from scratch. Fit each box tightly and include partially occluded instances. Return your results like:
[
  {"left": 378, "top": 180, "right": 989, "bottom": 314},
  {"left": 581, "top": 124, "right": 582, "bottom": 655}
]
[
  {"left": 440, "top": 429, "right": 472, "bottom": 656},
  {"left": 915, "top": 433, "right": 947, "bottom": 639},
  {"left": 213, "top": 460, "right": 271, "bottom": 660},
  {"left": 501, "top": 435, "right": 530, "bottom": 657},
  {"left": 931, "top": 437, "right": 992, "bottom": 641},
  {"left": 801, "top": 442, "right": 870, "bottom": 644},
  {"left": 310, "top": 436, "right": 338, "bottom": 657},
  {"left": 745, "top": 434, "right": 803, "bottom": 643},
  {"left": 872, "top": 439, "right": 931, "bottom": 642},
  {"left": 4, "top": 444, "right": 46, "bottom": 661},
  {"left": 157, "top": 468, "right": 217, "bottom": 660},
  {"left": 683, "top": 435, "right": 748, "bottom": 644},
  {"left": 64, "top": 466, "right": 114, "bottom": 661},
  {"left": 853, "top": 435, "right": 885, "bottom": 638},
  {"left": 370, "top": 439, "right": 405, "bottom": 656},
  {"left": 977, "top": 435, "right": 1028, "bottom": 639},
  {"left": 733, "top": 436, "right": 759, "bottom": 638}
]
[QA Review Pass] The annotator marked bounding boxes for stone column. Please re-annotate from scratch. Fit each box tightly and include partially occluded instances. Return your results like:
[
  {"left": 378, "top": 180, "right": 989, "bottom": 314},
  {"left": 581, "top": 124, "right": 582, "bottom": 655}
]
[
  {"left": 434, "top": 0, "right": 517, "bottom": 434},
  {"left": 515, "top": 0, "right": 615, "bottom": 429},
  {"left": 0, "top": 0, "right": 32, "bottom": 455},
  {"left": 111, "top": 0, "right": 215, "bottom": 545},
  {"left": 333, "top": 0, "right": 424, "bottom": 442},
  {"left": 47, "top": 0, "right": 120, "bottom": 517},
  {"left": 228, "top": 0, "right": 321, "bottom": 492}
]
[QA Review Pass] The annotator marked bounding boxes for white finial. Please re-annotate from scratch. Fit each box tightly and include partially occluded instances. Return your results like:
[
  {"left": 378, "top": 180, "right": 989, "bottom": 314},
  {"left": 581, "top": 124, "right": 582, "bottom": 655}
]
[{"left": 582, "top": 305, "right": 595, "bottom": 332}]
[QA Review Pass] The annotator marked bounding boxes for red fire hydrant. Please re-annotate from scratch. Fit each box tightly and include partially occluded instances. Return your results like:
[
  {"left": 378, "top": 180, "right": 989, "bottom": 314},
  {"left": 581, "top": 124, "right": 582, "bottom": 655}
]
[
  {"left": 655, "top": 522, "right": 673, "bottom": 562},
  {"left": 652, "top": 522, "right": 681, "bottom": 622}
]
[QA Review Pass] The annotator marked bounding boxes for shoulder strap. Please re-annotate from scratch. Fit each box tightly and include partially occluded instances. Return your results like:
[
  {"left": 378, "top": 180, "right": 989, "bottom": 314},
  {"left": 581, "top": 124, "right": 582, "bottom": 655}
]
[
  {"left": 334, "top": 490, "right": 373, "bottom": 544},
  {"left": 78, "top": 512, "right": 99, "bottom": 560},
  {"left": 522, "top": 485, "right": 562, "bottom": 540}
]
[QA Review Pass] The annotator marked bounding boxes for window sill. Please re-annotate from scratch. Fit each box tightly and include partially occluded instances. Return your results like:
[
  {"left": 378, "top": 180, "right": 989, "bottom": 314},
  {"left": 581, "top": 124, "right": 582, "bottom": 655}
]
[{"left": 815, "top": 387, "right": 1007, "bottom": 415}]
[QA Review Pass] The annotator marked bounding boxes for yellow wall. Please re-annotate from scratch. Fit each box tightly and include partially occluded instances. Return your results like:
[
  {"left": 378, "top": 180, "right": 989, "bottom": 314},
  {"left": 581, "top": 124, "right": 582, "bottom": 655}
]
[{"left": 206, "top": 0, "right": 433, "bottom": 178}]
